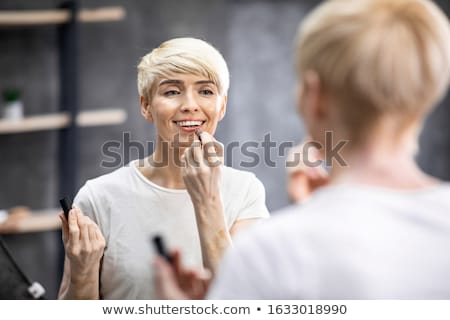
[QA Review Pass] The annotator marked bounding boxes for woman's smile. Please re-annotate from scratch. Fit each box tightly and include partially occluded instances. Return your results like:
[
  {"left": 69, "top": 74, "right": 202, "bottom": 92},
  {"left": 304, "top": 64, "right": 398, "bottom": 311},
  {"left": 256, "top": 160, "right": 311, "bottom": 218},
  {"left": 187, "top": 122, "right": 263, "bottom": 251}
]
[{"left": 173, "top": 119, "right": 207, "bottom": 133}]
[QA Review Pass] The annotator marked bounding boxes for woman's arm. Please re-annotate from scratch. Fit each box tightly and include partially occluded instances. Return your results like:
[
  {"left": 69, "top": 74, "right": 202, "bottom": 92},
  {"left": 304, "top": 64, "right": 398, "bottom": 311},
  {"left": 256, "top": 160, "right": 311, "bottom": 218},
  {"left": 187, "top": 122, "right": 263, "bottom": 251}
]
[
  {"left": 190, "top": 194, "right": 231, "bottom": 276},
  {"left": 183, "top": 132, "right": 264, "bottom": 275},
  {"left": 58, "top": 256, "right": 101, "bottom": 299},
  {"left": 58, "top": 207, "right": 105, "bottom": 299}
]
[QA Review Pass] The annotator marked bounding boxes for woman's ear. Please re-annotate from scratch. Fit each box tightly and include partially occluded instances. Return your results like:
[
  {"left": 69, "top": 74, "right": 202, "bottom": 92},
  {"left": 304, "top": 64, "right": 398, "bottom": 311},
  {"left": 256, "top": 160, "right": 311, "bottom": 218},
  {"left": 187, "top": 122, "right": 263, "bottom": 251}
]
[
  {"left": 140, "top": 95, "right": 153, "bottom": 122},
  {"left": 218, "top": 95, "right": 227, "bottom": 121},
  {"left": 299, "top": 70, "right": 326, "bottom": 123}
]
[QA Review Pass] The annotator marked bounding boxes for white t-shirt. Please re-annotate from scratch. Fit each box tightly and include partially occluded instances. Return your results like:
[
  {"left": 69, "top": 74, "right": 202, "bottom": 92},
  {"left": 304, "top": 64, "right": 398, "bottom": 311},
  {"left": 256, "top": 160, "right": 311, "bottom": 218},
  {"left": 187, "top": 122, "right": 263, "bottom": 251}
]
[
  {"left": 208, "top": 184, "right": 450, "bottom": 299},
  {"left": 0, "top": 210, "right": 7, "bottom": 224},
  {"left": 74, "top": 161, "right": 269, "bottom": 299}
]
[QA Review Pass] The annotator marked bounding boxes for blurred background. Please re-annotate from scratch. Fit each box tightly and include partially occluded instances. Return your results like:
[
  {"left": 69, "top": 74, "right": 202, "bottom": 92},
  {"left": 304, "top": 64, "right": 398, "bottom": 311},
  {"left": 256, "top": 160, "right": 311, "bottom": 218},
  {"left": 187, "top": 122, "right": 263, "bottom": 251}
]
[{"left": 0, "top": 0, "right": 449, "bottom": 299}]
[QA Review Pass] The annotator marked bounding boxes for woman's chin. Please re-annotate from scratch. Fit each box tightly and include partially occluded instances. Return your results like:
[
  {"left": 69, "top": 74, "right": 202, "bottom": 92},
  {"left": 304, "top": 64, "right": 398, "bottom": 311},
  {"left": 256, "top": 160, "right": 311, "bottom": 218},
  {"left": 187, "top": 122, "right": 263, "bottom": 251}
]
[
  {"left": 159, "top": 126, "right": 213, "bottom": 146},
  {"left": 163, "top": 131, "right": 196, "bottom": 147}
]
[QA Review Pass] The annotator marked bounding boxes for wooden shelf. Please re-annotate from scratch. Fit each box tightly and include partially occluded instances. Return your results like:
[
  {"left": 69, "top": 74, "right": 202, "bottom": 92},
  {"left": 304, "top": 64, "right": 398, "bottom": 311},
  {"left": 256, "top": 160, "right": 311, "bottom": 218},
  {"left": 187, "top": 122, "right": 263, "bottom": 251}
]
[
  {"left": 0, "top": 208, "right": 61, "bottom": 234},
  {"left": 0, "top": 6, "right": 125, "bottom": 26},
  {"left": 0, "top": 108, "right": 127, "bottom": 134},
  {"left": 76, "top": 108, "right": 127, "bottom": 127},
  {"left": 0, "top": 113, "right": 70, "bottom": 134}
]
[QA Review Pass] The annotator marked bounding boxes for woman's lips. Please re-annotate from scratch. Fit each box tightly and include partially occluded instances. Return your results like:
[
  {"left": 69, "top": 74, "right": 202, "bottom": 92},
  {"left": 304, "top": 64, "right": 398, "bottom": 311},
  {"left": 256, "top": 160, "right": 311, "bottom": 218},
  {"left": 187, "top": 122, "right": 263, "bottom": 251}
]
[
  {"left": 178, "top": 125, "right": 202, "bottom": 132},
  {"left": 174, "top": 120, "right": 206, "bottom": 132}
]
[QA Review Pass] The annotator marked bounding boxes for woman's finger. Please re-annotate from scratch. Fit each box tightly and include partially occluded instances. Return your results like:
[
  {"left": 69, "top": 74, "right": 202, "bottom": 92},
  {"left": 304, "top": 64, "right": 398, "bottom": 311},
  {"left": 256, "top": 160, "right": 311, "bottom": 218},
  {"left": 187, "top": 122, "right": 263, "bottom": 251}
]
[
  {"left": 172, "top": 249, "right": 182, "bottom": 277},
  {"left": 184, "top": 147, "right": 195, "bottom": 171},
  {"left": 153, "top": 256, "right": 187, "bottom": 299},
  {"left": 180, "top": 154, "right": 186, "bottom": 167},
  {"left": 59, "top": 212, "right": 69, "bottom": 243},
  {"left": 88, "top": 222, "right": 97, "bottom": 245},
  {"left": 95, "top": 226, "right": 105, "bottom": 245},
  {"left": 171, "top": 250, "right": 184, "bottom": 286},
  {"left": 67, "top": 208, "right": 80, "bottom": 247},
  {"left": 198, "top": 132, "right": 222, "bottom": 166},
  {"left": 77, "top": 210, "right": 91, "bottom": 247},
  {"left": 191, "top": 135, "right": 204, "bottom": 168}
]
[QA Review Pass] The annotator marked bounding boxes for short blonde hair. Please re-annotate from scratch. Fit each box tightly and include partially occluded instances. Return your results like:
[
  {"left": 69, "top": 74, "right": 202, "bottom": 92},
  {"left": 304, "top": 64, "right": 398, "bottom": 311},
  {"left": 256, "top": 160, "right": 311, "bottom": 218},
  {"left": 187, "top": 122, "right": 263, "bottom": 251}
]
[
  {"left": 137, "top": 37, "right": 229, "bottom": 101},
  {"left": 295, "top": 0, "right": 450, "bottom": 135}
]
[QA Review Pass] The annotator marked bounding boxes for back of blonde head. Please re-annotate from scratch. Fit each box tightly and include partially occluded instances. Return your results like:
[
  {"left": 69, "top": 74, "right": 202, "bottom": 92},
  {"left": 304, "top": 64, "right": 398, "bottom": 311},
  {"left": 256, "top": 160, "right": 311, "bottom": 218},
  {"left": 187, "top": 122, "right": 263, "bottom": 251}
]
[
  {"left": 296, "top": 0, "right": 450, "bottom": 134},
  {"left": 137, "top": 38, "right": 229, "bottom": 101}
]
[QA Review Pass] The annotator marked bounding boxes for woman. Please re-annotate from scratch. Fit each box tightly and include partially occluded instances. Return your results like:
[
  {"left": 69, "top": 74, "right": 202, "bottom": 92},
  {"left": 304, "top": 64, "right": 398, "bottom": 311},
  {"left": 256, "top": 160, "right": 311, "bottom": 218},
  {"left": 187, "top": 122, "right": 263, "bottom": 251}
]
[
  {"left": 58, "top": 38, "right": 269, "bottom": 299},
  {"left": 155, "top": 0, "right": 450, "bottom": 299}
]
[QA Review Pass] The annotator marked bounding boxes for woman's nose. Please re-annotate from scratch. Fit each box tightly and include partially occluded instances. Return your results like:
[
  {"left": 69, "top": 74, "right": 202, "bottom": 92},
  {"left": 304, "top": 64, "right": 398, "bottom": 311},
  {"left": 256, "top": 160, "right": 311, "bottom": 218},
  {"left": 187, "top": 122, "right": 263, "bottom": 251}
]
[{"left": 180, "top": 92, "right": 199, "bottom": 112}]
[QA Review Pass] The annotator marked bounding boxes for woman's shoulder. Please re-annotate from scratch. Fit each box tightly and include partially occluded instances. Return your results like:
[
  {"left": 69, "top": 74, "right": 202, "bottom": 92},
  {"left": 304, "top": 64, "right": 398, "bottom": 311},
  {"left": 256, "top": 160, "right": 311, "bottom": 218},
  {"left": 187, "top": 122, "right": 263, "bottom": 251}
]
[
  {"left": 221, "top": 166, "right": 266, "bottom": 199},
  {"left": 75, "top": 163, "right": 139, "bottom": 212},
  {"left": 222, "top": 166, "right": 259, "bottom": 185},
  {"left": 83, "top": 162, "right": 136, "bottom": 192}
]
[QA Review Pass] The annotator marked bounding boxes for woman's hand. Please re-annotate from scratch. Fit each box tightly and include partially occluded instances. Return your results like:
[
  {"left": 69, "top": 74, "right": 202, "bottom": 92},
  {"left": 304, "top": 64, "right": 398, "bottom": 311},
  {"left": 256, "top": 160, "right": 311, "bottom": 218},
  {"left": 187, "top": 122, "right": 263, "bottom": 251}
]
[
  {"left": 60, "top": 206, "right": 106, "bottom": 280},
  {"left": 182, "top": 131, "right": 223, "bottom": 206},
  {"left": 287, "top": 139, "right": 329, "bottom": 204},
  {"left": 154, "top": 249, "right": 210, "bottom": 300}
]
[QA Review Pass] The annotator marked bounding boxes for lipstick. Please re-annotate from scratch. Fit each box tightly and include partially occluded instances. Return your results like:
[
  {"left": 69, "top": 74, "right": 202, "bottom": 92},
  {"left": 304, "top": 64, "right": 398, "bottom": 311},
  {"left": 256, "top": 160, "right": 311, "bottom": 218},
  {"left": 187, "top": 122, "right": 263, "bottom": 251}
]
[{"left": 195, "top": 129, "right": 203, "bottom": 146}]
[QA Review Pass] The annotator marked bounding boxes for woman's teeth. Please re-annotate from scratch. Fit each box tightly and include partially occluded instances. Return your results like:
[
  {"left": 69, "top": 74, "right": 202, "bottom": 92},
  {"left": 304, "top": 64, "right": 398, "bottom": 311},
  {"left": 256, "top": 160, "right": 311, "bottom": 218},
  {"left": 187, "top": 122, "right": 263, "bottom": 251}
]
[{"left": 176, "top": 121, "right": 203, "bottom": 127}]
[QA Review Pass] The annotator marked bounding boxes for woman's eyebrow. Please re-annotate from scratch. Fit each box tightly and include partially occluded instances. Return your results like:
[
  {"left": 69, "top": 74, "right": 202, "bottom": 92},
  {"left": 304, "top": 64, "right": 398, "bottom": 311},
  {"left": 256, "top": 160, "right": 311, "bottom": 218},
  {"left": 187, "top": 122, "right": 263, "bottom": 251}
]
[
  {"left": 158, "top": 79, "right": 215, "bottom": 86},
  {"left": 159, "top": 79, "right": 182, "bottom": 86},
  {"left": 195, "top": 80, "right": 215, "bottom": 85}
]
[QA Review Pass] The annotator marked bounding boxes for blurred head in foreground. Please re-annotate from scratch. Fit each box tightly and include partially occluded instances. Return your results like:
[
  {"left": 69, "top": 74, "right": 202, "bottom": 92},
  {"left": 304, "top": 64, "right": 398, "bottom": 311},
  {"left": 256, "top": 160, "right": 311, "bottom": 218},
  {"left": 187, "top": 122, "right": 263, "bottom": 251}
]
[{"left": 295, "top": 0, "right": 450, "bottom": 164}]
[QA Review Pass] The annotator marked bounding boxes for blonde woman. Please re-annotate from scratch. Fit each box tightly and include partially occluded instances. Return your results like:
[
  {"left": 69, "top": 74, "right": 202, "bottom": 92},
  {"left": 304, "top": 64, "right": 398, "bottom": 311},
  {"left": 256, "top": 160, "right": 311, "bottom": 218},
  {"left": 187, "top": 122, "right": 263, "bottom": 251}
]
[
  {"left": 58, "top": 38, "right": 269, "bottom": 299},
  {"left": 156, "top": 0, "right": 450, "bottom": 299}
]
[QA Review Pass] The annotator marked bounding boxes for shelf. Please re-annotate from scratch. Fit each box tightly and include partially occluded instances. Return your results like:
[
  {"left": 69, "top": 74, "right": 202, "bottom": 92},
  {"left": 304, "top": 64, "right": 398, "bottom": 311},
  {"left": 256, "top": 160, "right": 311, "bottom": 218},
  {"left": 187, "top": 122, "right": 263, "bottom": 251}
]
[
  {"left": 76, "top": 108, "right": 127, "bottom": 127},
  {"left": 0, "top": 208, "right": 61, "bottom": 234},
  {"left": 0, "top": 6, "right": 125, "bottom": 26},
  {"left": 0, "top": 113, "right": 70, "bottom": 134},
  {"left": 0, "top": 108, "right": 127, "bottom": 134}
]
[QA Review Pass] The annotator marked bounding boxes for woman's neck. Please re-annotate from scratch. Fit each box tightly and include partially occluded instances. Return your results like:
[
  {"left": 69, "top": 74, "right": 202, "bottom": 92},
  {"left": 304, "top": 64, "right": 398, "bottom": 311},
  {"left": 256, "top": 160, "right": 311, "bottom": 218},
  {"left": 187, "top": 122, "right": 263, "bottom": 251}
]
[
  {"left": 138, "top": 145, "right": 186, "bottom": 190},
  {"left": 328, "top": 129, "right": 439, "bottom": 190}
]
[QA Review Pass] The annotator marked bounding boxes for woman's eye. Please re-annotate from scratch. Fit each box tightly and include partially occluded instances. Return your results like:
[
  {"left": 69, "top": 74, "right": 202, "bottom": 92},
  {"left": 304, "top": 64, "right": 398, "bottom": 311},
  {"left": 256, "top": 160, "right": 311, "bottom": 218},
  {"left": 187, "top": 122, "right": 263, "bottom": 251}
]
[
  {"left": 200, "top": 89, "right": 214, "bottom": 95},
  {"left": 164, "top": 90, "right": 180, "bottom": 96}
]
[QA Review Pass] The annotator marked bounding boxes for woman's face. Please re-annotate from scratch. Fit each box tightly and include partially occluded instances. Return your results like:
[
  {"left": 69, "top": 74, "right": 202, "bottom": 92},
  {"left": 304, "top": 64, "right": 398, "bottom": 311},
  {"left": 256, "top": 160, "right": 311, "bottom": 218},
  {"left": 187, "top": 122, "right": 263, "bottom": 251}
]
[{"left": 141, "top": 73, "right": 227, "bottom": 144}]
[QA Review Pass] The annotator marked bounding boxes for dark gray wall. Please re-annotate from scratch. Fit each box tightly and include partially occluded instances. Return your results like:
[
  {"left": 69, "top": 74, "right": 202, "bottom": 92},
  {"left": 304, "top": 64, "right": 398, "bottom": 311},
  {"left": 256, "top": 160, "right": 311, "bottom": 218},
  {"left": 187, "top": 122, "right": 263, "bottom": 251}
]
[{"left": 0, "top": 0, "right": 449, "bottom": 298}]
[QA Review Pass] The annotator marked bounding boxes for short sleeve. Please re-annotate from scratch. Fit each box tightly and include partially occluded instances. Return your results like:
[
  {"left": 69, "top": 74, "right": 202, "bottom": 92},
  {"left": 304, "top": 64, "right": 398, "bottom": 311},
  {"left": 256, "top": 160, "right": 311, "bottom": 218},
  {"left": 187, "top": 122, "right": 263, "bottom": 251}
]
[
  {"left": 236, "top": 174, "right": 270, "bottom": 221},
  {"left": 73, "top": 183, "right": 96, "bottom": 221}
]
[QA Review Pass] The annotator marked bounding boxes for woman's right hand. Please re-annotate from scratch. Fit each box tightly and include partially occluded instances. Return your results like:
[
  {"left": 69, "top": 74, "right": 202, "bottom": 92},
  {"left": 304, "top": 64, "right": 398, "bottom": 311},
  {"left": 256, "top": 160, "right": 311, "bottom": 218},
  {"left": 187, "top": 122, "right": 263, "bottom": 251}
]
[
  {"left": 59, "top": 206, "right": 106, "bottom": 279},
  {"left": 154, "top": 249, "right": 211, "bottom": 300},
  {"left": 287, "top": 139, "right": 329, "bottom": 204}
]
